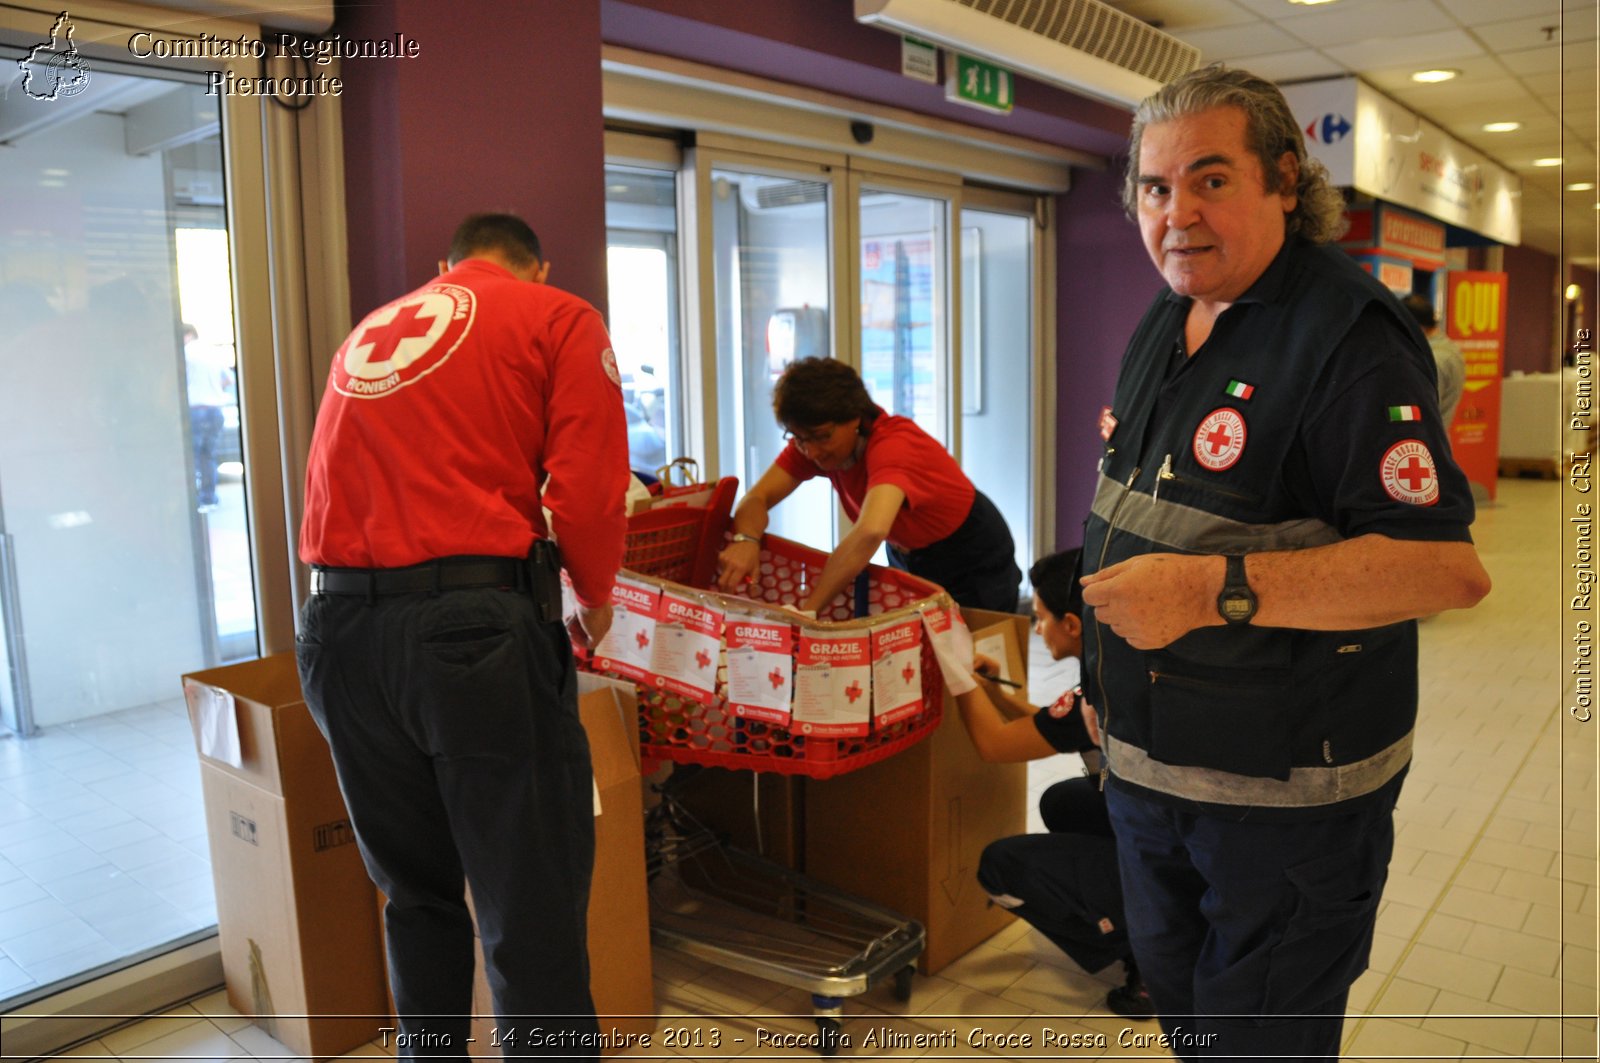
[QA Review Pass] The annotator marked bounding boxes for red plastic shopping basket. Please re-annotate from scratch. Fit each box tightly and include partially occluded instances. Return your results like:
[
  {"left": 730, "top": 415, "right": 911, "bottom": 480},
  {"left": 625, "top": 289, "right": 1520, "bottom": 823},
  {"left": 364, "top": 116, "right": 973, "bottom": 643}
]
[{"left": 589, "top": 480, "right": 947, "bottom": 779}]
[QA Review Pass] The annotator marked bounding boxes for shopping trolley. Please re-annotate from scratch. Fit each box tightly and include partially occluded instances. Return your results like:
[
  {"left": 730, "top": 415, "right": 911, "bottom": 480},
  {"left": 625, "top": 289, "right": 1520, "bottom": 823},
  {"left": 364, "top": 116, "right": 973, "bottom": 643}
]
[
  {"left": 581, "top": 475, "right": 956, "bottom": 1053},
  {"left": 646, "top": 768, "right": 924, "bottom": 1055}
]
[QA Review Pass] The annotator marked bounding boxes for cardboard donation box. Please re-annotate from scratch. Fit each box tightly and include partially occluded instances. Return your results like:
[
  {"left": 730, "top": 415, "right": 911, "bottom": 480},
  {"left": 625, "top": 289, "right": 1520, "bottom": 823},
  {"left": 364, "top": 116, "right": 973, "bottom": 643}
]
[
  {"left": 804, "top": 608, "right": 1030, "bottom": 974},
  {"left": 182, "top": 654, "right": 388, "bottom": 1060},
  {"left": 467, "top": 677, "right": 656, "bottom": 1057}
]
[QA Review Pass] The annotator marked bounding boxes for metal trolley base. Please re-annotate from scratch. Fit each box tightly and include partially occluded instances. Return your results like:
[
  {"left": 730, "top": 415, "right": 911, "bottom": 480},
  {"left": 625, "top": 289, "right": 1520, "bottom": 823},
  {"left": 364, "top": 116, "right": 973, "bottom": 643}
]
[{"left": 647, "top": 791, "right": 925, "bottom": 1055}]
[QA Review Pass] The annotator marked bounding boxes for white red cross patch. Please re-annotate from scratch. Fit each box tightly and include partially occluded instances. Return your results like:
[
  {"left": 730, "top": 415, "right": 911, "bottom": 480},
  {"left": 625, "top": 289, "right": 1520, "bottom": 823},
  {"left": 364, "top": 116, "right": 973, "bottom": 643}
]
[
  {"left": 1192, "top": 407, "right": 1247, "bottom": 472},
  {"left": 1381, "top": 439, "right": 1440, "bottom": 506},
  {"left": 333, "top": 284, "right": 476, "bottom": 399}
]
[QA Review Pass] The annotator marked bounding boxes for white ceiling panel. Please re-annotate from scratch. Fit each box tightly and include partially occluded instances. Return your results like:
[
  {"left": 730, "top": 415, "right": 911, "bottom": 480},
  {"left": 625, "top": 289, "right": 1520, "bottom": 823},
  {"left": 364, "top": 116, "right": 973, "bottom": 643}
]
[
  {"left": 1323, "top": 30, "right": 1487, "bottom": 70},
  {"left": 1170, "top": 22, "right": 1304, "bottom": 60},
  {"left": 1473, "top": 14, "right": 1597, "bottom": 50},
  {"left": 1233, "top": 50, "right": 1348, "bottom": 84},
  {"left": 1277, "top": 0, "right": 1456, "bottom": 47},
  {"left": 1387, "top": 77, "right": 1539, "bottom": 111},
  {"left": 1441, "top": 0, "right": 1562, "bottom": 23},
  {"left": 1362, "top": 55, "right": 1511, "bottom": 95},
  {"left": 1499, "top": 43, "right": 1597, "bottom": 75}
]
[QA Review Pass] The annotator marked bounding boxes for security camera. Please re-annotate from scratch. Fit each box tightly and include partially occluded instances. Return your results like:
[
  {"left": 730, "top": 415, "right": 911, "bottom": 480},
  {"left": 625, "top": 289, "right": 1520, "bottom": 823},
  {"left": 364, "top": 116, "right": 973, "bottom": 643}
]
[{"left": 850, "top": 121, "right": 874, "bottom": 145}]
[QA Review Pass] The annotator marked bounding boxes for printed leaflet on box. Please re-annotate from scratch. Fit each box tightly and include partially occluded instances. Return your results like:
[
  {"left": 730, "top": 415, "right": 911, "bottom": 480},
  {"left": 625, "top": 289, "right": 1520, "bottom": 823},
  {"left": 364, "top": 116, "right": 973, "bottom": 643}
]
[
  {"left": 870, "top": 617, "right": 923, "bottom": 727},
  {"left": 591, "top": 576, "right": 660, "bottom": 683},
  {"left": 724, "top": 612, "right": 794, "bottom": 725},
  {"left": 649, "top": 590, "right": 724, "bottom": 704},
  {"left": 791, "top": 626, "right": 872, "bottom": 737}
]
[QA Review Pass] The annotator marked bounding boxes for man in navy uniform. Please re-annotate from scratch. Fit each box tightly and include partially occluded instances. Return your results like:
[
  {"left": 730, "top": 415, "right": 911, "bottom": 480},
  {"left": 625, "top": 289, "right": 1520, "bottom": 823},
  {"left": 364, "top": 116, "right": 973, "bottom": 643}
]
[{"left": 1079, "top": 65, "right": 1490, "bottom": 1059}]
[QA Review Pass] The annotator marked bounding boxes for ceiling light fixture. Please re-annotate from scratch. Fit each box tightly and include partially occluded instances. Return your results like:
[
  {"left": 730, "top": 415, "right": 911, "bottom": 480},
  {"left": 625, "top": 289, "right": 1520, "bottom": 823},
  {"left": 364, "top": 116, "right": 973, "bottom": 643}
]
[
  {"left": 1533, "top": 158, "right": 1563, "bottom": 167},
  {"left": 1287, "top": 0, "right": 1340, "bottom": 5},
  {"left": 1411, "top": 69, "right": 1459, "bottom": 83},
  {"left": 1568, "top": 182, "right": 1596, "bottom": 192},
  {"left": 1482, "top": 121, "right": 1521, "bottom": 133}
]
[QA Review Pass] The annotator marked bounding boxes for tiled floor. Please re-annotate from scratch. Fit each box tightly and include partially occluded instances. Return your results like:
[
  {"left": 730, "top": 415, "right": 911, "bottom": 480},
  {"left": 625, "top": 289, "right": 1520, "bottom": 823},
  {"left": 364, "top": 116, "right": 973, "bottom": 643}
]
[
  {"left": 11, "top": 478, "right": 1599, "bottom": 1060},
  {"left": 0, "top": 698, "right": 215, "bottom": 1001}
]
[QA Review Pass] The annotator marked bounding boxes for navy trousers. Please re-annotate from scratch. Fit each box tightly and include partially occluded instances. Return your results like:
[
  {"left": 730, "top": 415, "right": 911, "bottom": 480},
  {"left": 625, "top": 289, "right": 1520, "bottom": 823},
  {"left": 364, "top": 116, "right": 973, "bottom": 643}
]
[
  {"left": 297, "top": 586, "right": 598, "bottom": 1060},
  {"left": 1106, "top": 778, "right": 1401, "bottom": 1061},
  {"left": 977, "top": 776, "right": 1131, "bottom": 975},
  {"left": 886, "top": 488, "right": 1021, "bottom": 611}
]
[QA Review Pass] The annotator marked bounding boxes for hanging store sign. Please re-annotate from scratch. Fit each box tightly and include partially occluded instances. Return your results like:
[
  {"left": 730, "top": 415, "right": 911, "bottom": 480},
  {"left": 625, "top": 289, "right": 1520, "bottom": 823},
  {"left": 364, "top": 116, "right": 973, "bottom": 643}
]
[
  {"left": 901, "top": 35, "right": 939, "bottom": 84},
  {"left": 1281, "top": 78, "right": 1520, "bottom": 246}
]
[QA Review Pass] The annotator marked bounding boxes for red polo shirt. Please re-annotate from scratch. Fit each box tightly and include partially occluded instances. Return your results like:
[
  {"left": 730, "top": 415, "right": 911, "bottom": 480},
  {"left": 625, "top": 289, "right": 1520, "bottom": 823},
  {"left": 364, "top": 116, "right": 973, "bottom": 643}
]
[
  {"left": 299, "top": 259, "right": 628, "bottom": 607},
  {"left": 775, "top": 408, "right": 975, "bottom": 550}
]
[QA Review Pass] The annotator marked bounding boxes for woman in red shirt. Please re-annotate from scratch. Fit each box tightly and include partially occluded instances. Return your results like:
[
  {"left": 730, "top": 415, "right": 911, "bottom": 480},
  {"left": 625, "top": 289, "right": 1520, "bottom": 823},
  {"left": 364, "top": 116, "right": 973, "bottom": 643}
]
[{"left": 716, "top": 357, "right": 1020, "bottom": 613}]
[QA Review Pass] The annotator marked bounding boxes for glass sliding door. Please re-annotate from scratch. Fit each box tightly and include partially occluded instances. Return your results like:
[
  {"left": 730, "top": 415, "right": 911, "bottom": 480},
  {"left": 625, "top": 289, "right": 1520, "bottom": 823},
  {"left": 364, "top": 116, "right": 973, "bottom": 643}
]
[
  {"left": 959, "top": 205, "right": 1036, "bottom": 593},
  {"left": 0, "top": 66, "right": 255, "bottom": 1003},
  {"left": 605, "top": 164, "right": 681, "bottom": 476},
  {"left": 856, "top": 186, "right": 953, "bottom": 447},
  {"left": 707, "top": 165, "right": 836, "bottom": 551}
]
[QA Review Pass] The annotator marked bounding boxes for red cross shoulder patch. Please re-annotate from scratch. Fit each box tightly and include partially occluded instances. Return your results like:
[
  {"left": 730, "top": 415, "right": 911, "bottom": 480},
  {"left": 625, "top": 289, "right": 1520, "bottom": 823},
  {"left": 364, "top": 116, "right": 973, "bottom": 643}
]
[
  {"left": 1192, "top": 407, "right": 1247, "bottom": 471},
  {"left": 333, "top": 284, "right": 476, "bottom": 399},
  {"left": 1381, "top": 439, "right": 1440, "bottom": 506}
]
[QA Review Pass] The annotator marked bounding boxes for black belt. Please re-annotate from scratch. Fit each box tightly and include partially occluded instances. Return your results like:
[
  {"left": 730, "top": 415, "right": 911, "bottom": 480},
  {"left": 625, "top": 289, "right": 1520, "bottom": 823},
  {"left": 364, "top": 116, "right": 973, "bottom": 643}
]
[
  {"left": 309, "top": 542, "right": 564, "bottom": 621},
  {"left": 310, "top": 559, "right": 523, "bottom": 596}
]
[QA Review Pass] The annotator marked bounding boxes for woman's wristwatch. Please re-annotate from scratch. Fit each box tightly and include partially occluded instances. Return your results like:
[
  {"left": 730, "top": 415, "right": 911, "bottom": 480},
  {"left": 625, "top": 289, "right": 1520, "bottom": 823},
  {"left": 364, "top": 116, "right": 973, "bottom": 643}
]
[{"left": 730, "top": 533, "right": 760, "bottom": 546}]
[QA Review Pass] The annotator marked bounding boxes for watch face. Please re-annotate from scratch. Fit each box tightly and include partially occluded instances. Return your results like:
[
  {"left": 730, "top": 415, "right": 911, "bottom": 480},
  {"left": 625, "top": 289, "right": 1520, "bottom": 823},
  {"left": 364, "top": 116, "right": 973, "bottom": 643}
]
[{"left": 1220, "top": 594, "right": 1255, "bottom": 623}]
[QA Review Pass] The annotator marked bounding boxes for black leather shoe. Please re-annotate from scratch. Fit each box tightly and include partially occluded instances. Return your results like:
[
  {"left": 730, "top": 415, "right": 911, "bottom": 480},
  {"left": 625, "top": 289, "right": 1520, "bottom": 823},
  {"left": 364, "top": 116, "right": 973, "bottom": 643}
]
[{"left": 1106, "top": 964, "right": 1155, "bottom": 1020}]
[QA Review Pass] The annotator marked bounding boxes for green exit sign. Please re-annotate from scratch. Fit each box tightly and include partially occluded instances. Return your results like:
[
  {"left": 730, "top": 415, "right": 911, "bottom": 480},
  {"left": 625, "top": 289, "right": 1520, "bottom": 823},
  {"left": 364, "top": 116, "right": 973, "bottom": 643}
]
[{"left": 947, "top": 53, "right": 1013, "bottom": 113}]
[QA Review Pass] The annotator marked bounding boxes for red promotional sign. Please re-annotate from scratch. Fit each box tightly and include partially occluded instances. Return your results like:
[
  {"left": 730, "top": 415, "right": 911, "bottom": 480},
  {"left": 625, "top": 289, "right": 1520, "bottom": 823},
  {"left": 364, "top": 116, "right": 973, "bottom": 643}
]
[{"left": 1444, "top": 271, "right": 1507, "bottom": 502}]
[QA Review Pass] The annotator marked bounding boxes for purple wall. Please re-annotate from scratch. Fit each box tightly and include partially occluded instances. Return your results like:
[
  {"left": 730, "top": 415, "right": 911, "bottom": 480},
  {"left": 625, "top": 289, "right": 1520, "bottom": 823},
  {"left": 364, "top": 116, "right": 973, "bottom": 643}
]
[
  {"left": 1052, "top": 165, "right": 1161, "bottom": 549},
  {"left": 1502, "top": 242, "right": 1557, "bottom": 375},
  {"left": 337, "top": 0, "right": 608, "bottom": 320}
]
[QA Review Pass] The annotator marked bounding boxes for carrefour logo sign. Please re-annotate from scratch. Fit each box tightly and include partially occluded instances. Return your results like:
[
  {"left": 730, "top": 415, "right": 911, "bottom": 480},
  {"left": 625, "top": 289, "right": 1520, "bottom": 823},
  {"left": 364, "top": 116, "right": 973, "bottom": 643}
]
[{"left": 1305, "top": 113, "right": 1351, "bottom": 144}]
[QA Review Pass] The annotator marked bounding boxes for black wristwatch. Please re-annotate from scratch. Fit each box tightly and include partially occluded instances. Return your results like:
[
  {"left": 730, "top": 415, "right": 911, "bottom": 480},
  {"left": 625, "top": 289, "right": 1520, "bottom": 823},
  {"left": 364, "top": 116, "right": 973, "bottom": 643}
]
[{"left": 1216, "top": 554, "right": 1257, "bottom": 625}]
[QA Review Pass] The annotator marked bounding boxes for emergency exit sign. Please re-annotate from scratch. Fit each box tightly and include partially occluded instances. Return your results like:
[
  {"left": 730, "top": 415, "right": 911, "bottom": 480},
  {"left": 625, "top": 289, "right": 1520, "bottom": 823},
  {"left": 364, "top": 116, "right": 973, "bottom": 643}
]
[{"left": 947, "top": 54, "right": 1013, "bottom": 113}]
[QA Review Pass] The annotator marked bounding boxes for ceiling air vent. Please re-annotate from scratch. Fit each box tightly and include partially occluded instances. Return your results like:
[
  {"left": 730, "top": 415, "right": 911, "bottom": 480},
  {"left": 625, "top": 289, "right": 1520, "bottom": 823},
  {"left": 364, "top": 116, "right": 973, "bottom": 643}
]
[{"left": 856, "top": 0, "right": 1201, "bottom": 109}]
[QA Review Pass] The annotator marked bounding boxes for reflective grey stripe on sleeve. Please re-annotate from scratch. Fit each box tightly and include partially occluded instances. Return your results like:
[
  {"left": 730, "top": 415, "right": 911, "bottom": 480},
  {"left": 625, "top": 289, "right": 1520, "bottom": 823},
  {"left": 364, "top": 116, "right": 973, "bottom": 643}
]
[
  {"left": 1104, "top": 731, "right": 1412, "bottom": 808},
  {"left": 1089, "top": 473, "right": 1344, "bottom": 554}
]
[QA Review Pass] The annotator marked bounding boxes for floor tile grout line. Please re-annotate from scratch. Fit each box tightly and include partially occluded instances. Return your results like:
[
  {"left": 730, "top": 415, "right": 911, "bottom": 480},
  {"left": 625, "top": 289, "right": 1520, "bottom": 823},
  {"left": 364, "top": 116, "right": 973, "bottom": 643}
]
[{"left": 1346, "top": 698, "right": 1563, "bottom": 1051}]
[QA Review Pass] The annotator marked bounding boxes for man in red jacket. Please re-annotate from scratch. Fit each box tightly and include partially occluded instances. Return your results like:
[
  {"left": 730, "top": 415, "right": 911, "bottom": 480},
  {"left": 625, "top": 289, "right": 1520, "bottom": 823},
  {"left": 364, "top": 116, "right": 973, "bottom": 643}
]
[{"left": 297, "top": 213, "right": 628, "bottom": 1059}]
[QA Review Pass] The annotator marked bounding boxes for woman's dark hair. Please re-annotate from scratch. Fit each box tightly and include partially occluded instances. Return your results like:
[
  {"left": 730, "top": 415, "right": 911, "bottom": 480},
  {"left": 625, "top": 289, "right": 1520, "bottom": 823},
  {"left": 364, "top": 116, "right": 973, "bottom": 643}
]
[
  {"left": 1029, "top": 548, "right": 1083, "bottom": 621},
  {"left": 1400, "top": 292, "right": 1437, "bottom": 331},
  {"left": 771, "top": 357, "right": 878, "bottom": 429}
]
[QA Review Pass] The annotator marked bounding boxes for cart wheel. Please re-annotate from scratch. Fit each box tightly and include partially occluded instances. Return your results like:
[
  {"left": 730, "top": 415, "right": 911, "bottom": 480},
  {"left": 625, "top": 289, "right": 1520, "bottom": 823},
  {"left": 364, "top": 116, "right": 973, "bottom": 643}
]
[
  {"left": 893, "top": 964, "right": 915, "bottom": 1002},
  {"left": 815, "top": 1016, "right": 843, "bottom": 1056}
]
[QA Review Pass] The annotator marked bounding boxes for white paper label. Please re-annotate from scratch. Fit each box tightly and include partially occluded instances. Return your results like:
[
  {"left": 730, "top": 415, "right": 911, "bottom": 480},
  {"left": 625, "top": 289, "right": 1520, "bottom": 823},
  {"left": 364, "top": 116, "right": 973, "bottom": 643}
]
[{"left": 189, "top": 683, "right": 241, "bottom": 768}]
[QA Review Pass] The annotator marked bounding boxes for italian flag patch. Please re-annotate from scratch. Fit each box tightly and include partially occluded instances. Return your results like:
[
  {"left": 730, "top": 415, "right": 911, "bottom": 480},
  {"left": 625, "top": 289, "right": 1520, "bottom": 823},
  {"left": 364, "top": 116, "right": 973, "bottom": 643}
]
[
  {"left": 1224, "top": 379, "right": 1254, "bottom": 400},
  {"left": 1388, "top": 405, "right": 1422, "bottom": 422}
]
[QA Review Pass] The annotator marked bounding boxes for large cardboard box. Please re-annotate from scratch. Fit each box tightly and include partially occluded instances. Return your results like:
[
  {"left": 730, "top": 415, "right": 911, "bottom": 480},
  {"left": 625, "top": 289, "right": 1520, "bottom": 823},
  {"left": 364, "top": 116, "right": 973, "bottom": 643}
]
[
  {"left": 671, "top": 767, "right": 806, "bottom": 870},
  {"left": 803, "top": 608, "right": 1030, "bottom": 975},
  {"left": 466, "top": 679, "right": 656, "bottom": 1057},
  {"left": 182, "top": 654, "right": 388, "bottom": 1060}
]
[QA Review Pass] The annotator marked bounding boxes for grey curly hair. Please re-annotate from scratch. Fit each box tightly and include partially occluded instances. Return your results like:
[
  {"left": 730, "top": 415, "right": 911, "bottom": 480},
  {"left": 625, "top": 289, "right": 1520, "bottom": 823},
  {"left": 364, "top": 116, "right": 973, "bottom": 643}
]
[{"left": 1121, "top": 64, "right": 1348, "bottom": 245}]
